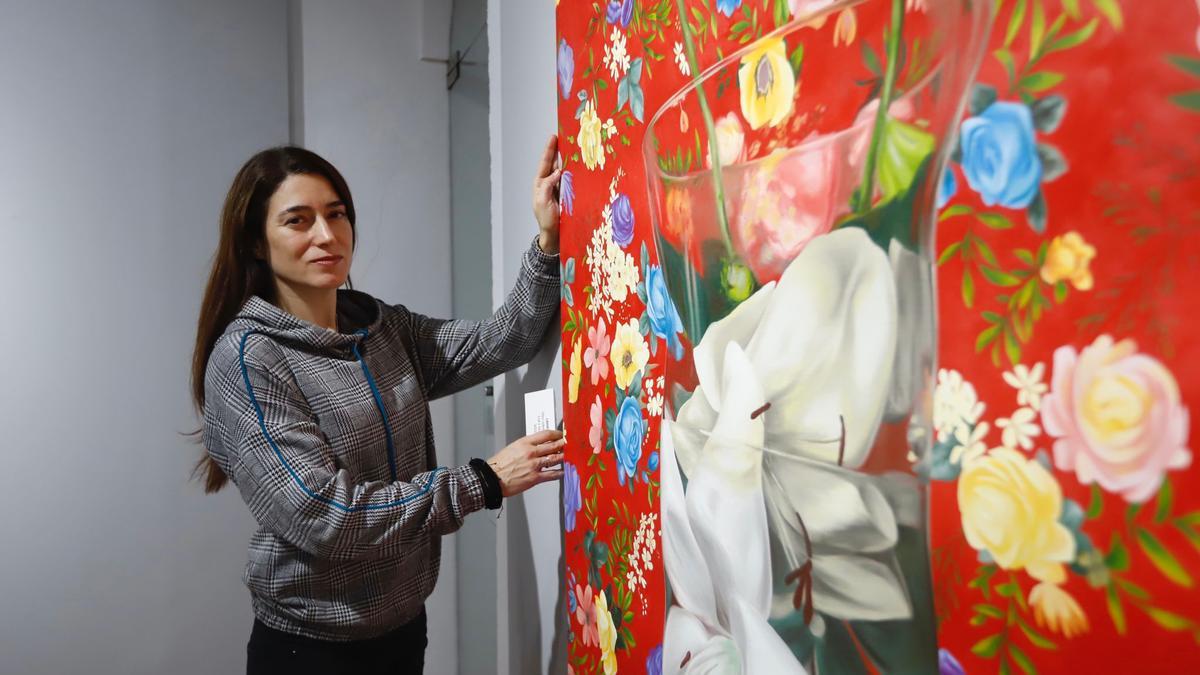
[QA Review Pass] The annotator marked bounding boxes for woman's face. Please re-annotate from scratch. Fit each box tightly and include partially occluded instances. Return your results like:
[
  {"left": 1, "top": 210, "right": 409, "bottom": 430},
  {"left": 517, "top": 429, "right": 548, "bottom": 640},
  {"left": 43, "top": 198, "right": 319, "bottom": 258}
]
[{"left": 262, "top": 173, "right": 353, "bottom": 294}]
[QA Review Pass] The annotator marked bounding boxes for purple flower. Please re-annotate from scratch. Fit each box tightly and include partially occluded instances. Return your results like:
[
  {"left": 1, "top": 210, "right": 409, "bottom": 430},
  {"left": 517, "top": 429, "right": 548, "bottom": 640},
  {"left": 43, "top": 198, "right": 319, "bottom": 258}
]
[
  {"left": 606, "top": 0, "right": 634, "bottom": 27},
  {"left": 563, "top": 461, "right": 582, "bottom": 532},
  {"left": 716, "top": 0, "right": 742, "bottom": 17},
  {"left": 560, "top": 170, "right": 574, "bottom": 216},
  {"left": 646, "top": 644, "right": 663, "bottom": 675},
  {"left": 611, "top": 193, "right": 635, "bottom": 248},
  {"left": 939, "top": 648, "right": 966, "bottom": 675},
  {"left": 557, "top": 39, "right": 574, "bottom": 100}
]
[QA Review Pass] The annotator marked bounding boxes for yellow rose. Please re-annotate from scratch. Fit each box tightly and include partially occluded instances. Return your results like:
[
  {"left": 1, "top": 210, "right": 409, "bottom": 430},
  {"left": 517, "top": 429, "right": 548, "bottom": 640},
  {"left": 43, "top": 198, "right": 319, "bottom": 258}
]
[
  {"left": 579, "top": 99, "right": 605, "bottom": 171},
  {"left": 957, "top": 448, "right": 1075, "bottom": 581},
  {"left": 610, "top": 318, "right": 650, "bottom": 390},
  {"left": 595, "top": 589, "right": 618, "bottom": 675},
  {"left": 568, "top": 337, "right": 582, "bottom": 404},
  {"left": 739, "top": 37, "right": 795, "bottom": 130},
  {"left": 1029, "top": 582, "right": 1090, "bottom": 638},
  {"left": 1039, "top": 231, "right": 1096, "bottom": 290}
]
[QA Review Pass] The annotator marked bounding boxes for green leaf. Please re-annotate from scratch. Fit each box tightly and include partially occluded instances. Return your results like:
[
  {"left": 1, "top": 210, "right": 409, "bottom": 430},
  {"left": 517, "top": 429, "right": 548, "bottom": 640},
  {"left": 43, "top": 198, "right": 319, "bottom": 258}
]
[
  {"left": 1029, "top": 0, "right": 1047, "bottom": 61},
  {"left": 1037, "top": 144, "right": 1069, "bottom": 182},
  {"left": 1016, "top": 615, "right": 1057, "bottom": 650},
  {"left": 1091, "top": 0, "right": 1123, "bottom": 30},
  {"left": 1087, "top": 484, "right": 1104, "bottom": 518},
  {"left": 974, "top": 603, "right": 1005, "bottom": 620},
  {"left": 1167, "top": 54, "right": 1200, "bottom": 78},
  {"left": 1145, "top": 606, "right": 1194, "bottom": 632},
  {"left": 938, "top": 241, "right": 963, "bottom": 265},
  {"left": 1062, "top": 0, "right": 1081, "bottom": 18},
  {"left": 1008, "top": 642, "right": 1037, "bottom": 673},
  {"left": 1028, "top": 190, "right": 1048, "bottom": 233},
  {"left": 878, "top": 119, "right": 936, "bottom": 201},
  {"left": 1014, "top": 248, "right": 1036, "bottom": 266},
  {"left": 1156, "top": 478, "right": 1175, "bottom": 523},
  {"left": 981, "top": 266, "right": 1022, "bottom": 287},
  {"left": 862, "top": 40, "right": 882, "bottom": 76},
  {"left": 1053, "top": 281, "right": 1068, "bottom": 303},
  {"left": 1170, "top": 92, "right": 1200, "bottom": 113},
  {"left": 970, "top": 83, "right": 999, "bottom": 116},
  {"left": 1046, "top": 18, "right": 1098, "bottom": 53},
  {"left": 1004, "top": 327, "right": 1021, "bottom": 365},
  {"left": 996, "top": 580, "right": 1021, "bottom": 598},
  {"left": 789, "top": 43, "right": 805, "bottom": 78},
  {"left": 1106, "top": 584, "right": 1127, "bottom": 634},
  {"left": 1106, "top": 532, "right": 1130, "bottom": 571},
  {"left": 962, "top": 270, "right": 976, "bottom": 308},
  {"left": 1020, "top": 71, "right": 1065, "bottom": 92},
  {"left": 1031, "top": 95, "right": 1068, "bottom": 133},
  {"left": 1137, "top": 527, "right": 1194, "bottom": 587},
  {"left": 1115, "top": 577, "right": 1151, "bottom": 600},
  {"left": 972, "top": 633, "right": 1004, "bottom": 659},
  {"left": 976, "top": 325, "right": 1002, "bottom": 353},
  {"left": 940, "top": 204, "right": 974, "bottom": 220},
  {"left": 1006, "top": 0, "right": 1028, "bottom": 48},
  {"left": 974, "top": 238, "right": 999, "bottom": 266},
  {"left": 994, "top": 48, "right": 1017, "bottom": 84},
  {"left": 979, "top": 212, "right": 1015, "bottom": 229}
]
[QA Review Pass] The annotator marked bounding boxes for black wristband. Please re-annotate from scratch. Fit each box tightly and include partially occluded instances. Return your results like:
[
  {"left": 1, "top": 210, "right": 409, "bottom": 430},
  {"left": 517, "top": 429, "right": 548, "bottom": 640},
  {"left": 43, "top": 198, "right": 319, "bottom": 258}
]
[{"left": 469, "top": 458, "right": 503, "bottom": 510}]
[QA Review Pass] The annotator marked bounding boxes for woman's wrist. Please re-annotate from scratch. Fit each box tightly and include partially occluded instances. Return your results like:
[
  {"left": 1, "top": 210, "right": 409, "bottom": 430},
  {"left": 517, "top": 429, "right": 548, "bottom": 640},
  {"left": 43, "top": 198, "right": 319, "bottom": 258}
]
[
  {"left": 537, "top": 231, "right": 559, "bottom": 255},
  {"left": 469, "top": 458, "right": 504, "bottom": 510}
]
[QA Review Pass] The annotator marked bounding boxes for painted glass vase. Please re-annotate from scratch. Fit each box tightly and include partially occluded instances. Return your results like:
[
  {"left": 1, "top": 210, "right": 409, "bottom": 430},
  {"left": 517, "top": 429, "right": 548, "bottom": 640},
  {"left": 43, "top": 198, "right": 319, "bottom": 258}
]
[{"left": 641, "top": 1, "right": 992, "bottom": 671}]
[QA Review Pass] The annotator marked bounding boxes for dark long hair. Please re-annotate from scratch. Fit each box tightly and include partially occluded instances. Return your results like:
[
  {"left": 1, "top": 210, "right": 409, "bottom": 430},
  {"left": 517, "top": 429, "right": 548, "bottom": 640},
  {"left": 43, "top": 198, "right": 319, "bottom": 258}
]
[{"left": 191, "top": 146, "right": 356, "bottom": 493}]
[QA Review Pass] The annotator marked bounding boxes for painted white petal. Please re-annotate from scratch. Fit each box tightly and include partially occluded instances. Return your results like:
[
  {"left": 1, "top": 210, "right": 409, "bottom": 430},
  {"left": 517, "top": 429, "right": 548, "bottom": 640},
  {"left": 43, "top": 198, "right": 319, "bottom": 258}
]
[
  {"left": 673, "top": 385, "right": 718, "bottom": 479},
  {"left": 810, "top": 553, "right": 913, "bottom": 621},
  {"left": 692, "top": 280, "right": 776, "bottom": 411},
  {"left": 762, "top": 457, "right": 898, "bottom": 555},
  {"left": 680, "top": 635, "right": 742, "bottom": 675},
  {"left": 726, "top": 597, "right": 809, "bottom": 675},
  {"left": 746, "top": 228, "right": 898, "bottom": 469},
  {"left": 662, "top": 420, "right": 718, "bottom": 624},
  {"left": 687, "top": 342, "right": 772, "bottom": 618},
  {"left": 665, "top": 607, "right": 726, "bottom": 675},
  {"left": 884, "top": 239, "right": 933, "bottom": 422}
]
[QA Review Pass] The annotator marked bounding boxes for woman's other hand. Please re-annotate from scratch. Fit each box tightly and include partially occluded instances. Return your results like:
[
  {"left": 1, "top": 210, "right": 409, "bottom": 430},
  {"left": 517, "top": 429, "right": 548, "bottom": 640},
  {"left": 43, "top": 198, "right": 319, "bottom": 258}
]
[
  {"left": 532, "top": 134, "right": 563, "bottom": 254},
  {"left": 487, "top": 429, "right": 565, "bottom": 497}
]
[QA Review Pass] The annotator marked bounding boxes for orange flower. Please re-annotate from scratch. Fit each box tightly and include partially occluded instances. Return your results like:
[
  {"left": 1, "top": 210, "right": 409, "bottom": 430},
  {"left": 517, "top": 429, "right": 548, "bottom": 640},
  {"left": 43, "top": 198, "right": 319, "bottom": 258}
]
[{"left": 1029, "top": 582, "right": 1090, "bottom": 639}]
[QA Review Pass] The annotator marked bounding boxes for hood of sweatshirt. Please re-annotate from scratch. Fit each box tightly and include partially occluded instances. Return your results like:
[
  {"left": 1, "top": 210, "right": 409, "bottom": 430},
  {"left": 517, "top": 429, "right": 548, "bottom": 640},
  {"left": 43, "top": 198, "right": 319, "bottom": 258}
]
[{"left": 224, "top": 289, "right": 384, "bottom": 358}]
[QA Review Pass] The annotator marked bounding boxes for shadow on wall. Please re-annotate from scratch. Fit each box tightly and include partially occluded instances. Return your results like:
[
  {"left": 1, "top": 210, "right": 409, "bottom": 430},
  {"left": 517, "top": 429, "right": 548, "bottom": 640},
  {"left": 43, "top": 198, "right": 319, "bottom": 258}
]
[{"left": 504, "top": 324, "right": 570, "bottom": 675}]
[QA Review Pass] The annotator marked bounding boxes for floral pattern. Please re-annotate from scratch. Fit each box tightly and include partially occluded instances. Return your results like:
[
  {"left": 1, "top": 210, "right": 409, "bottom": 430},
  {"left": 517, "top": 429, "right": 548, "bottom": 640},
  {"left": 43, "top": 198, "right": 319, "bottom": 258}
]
[{"left": 558, "top": 0, "right": 1200, "bottom": 673}]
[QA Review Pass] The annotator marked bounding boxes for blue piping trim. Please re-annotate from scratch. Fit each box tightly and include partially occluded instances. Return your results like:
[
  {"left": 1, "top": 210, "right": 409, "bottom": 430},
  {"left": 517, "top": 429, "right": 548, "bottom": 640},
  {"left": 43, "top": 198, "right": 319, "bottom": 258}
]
[
  {"left": 350, "top": 329, "right": 398, "bottom": 482},
  {"left": 238, "top": 330, "right": 444, "bottom": 512}
]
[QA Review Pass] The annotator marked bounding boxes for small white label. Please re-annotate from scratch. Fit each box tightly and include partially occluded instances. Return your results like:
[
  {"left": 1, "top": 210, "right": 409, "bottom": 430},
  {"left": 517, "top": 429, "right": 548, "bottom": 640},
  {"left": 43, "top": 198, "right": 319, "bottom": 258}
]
[{"left": 523, "top": 388, "right": 558, "bottom": 436}]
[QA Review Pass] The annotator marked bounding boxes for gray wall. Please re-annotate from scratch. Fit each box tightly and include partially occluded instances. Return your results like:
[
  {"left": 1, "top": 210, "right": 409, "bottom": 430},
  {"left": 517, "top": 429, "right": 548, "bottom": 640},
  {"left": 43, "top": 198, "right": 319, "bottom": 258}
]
[
  {"left": 488, "top": 0, "right": 567, "bottom": 672},
  {"left": 0, "top": 1, "right": 289, "bottom": 673}
]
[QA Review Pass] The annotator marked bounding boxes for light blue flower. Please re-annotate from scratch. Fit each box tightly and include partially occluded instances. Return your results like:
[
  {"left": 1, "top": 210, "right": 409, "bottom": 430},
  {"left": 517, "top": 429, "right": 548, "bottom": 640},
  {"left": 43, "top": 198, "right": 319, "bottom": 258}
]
[
  {"left": 717, "top": 0, "right": 742, "bottom": 17},
  {"left": 557, "top": 39, "right": 574, "bottom": 100},
  {"left": 560, "top": 170, "right": 574, "bottom": 216},
  {"left": 612, "top": 193, "right": 635, "bottom": 247},
  {"left": 938, "top": 648, "right": 966, "bottom": 675},
  {"left": 613, "top": 396, "right": 644, "bottom": 486},
  {"left": 563, "top": 461, "right": 582, "bottom": 532},
  {"left": 959, "top": 101, "right": 1042, "bottom": 209},
  {"left": 937, "top": 164, "right": 958, "bottom": 209},
  {"left": 646, "top": 644, "right": 663, "bottom": 675},
  {"left": 645, "top": 265, "right": 684, "bottom": 360},
  {"left": 606, "top": 0, "right": 634, "bottom": 26}
]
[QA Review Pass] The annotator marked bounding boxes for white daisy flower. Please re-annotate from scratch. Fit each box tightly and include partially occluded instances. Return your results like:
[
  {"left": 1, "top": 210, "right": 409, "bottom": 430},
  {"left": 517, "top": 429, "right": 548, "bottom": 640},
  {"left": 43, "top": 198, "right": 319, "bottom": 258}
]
[
  {"left": 997, "top": 407, "right": 1041, "bottom": 450},
  {"left": 1002, "top": 362, "right": 1049, "bottom": 411}
]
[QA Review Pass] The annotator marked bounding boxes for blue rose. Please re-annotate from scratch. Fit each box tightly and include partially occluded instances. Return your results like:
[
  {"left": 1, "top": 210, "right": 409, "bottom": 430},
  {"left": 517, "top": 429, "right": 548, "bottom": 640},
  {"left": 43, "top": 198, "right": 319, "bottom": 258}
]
[
  {"left": 959, "top": 101, "right": 1042, "bottom": 209},
  {"left": 557, "top": 39, "right": 574, "bottom": 100},
  {"left": 938, "top": 648, "right": 966, "bottom": 675},
  {"left": 563, "top": 461, "right": 582, "bottom": 532},
  {"left": 936, "top": 165, "right": 957, "bottom": 209},
  {"left": 560, "top": 170, "right": 574, "bottom": 216},
  {"left": 606, "top": 0, "right": 634, "bottom": 27},
  {"left": 645, "top": 265, "right": 684, "bottom": 360},
  {"left": 646, "top": 644, "right": 664, "bottom": 675},
  {"left": 613, "top": 396, "right": 644, "bottom": 486},
  {"left": 717, "top": 0, "right": 742, "bottom": 17},
  {"left": 612, "top": 193, "right": 635, "bottom": 247}
]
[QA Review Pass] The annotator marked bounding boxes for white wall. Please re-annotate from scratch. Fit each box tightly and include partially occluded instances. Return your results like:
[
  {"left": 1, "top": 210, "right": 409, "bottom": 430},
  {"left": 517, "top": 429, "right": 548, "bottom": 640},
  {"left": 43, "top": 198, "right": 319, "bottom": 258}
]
[
  {"left": 297, "top": 1, "right": 459, "bottom": 671},
  {"left": 488, "top": 0, "right": 568, "bottom": 672},
  {"left": 0, "top": 1, "right": 289, "bottom": 673}
]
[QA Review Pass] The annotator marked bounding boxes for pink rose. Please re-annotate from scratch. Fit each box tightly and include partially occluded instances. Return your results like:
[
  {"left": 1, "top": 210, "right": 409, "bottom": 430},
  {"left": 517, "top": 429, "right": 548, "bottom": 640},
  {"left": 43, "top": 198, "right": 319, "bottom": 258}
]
[
  {"left": 589, "top": 395, "right": 604, "bottom": 454},
  {"left": 1041, "top": 335, "right": 1192, "bottom": 503},
  {"left": 584, "top": 317, "right": 611, "bottom": 386}
]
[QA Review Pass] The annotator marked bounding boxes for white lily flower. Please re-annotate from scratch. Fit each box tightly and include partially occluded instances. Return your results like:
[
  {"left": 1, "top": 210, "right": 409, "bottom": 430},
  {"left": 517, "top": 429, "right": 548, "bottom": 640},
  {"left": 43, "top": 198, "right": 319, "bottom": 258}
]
[
  {"left": 670, "top": 228, "right": 913, "bottom": 626},
  {"left": 662, "top": 344, "right": 807, "bottom": 674}
]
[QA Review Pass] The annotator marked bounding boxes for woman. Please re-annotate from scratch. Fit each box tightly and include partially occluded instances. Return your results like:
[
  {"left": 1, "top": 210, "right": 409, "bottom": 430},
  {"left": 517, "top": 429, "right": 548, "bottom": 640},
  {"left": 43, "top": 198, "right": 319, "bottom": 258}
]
[{"left": 192, "top": 138, "right": 565, "bottom": 673}]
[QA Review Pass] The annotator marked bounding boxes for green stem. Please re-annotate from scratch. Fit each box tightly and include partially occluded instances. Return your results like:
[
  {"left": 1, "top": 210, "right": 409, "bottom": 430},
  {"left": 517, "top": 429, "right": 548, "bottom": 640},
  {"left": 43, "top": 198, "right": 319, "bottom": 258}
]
[
  {"left": 674, "top": 0, "right": 733, "bottom": 257},
  {"left": 855, "top": 0, "right": 906, "bottom": 214}
]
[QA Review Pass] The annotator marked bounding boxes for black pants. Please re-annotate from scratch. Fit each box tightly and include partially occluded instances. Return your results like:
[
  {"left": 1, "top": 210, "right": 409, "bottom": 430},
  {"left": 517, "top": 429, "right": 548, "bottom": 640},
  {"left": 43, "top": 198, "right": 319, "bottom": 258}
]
[{"left": 246, "top": 609, "right": 427, "bottom": 674}]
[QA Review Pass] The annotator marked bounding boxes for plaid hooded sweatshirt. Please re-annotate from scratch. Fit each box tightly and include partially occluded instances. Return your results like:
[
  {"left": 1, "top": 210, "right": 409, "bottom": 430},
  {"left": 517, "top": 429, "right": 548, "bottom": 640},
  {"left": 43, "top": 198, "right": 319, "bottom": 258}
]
[{"left": 203, "top": 240, "right": 558, "bottom": 640}]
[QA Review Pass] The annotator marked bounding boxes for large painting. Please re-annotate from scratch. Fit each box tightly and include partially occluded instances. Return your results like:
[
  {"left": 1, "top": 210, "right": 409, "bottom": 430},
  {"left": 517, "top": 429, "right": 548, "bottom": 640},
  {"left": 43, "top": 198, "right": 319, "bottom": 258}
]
[{"left": 556, "top": 1, "right": 1200, "bottom": 673}]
